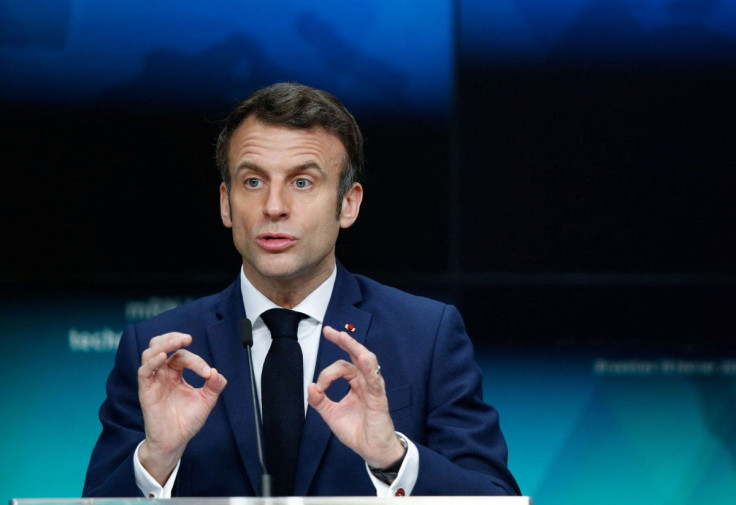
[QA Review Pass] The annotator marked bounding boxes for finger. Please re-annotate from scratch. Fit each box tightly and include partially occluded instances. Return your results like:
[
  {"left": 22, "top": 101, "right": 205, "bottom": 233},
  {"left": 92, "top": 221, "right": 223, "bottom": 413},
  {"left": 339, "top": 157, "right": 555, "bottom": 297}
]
[
  {"left": 166, "top": 349, "right": 213, "bottom": 379},
  {"left": 322, "top": 326, "right": 375, "bottom": 368},
  {"left": 307, "top": 382, "right": 331, "bottom": 412},
  {"left": 147, "top": 332, "right": 193, "bottom": 351},
  {"left": 322, "top": 326, "right": 360, "bottom": 359},
  {"left": 141, "top": 332, "right": 192, "bottom": 364},
  {"left": 138, "top": 351, "right": 168, "bottom": 382},
  {"left": 202, "top": 368, "right": 228, "bottom": 397},
  {"left": 314, "top": 359, "right": 358, "bottom": 391},
  {"left": 323, "top": 327, "right": 382, "bottom": 388}
]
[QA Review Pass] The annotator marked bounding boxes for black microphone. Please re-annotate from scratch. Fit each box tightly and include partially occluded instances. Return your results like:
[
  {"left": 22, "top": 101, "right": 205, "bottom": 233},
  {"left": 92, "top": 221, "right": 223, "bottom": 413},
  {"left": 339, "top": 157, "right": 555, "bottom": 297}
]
[{"left": 240, "top": 318, "right": 272, "bottom": 497}]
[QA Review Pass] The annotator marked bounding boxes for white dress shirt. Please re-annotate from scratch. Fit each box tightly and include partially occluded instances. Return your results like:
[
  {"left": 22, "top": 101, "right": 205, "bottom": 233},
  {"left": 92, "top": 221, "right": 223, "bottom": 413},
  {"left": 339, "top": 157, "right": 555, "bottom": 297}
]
[{"left": 135, "top": 266, "right": 417, "bottom": 497}]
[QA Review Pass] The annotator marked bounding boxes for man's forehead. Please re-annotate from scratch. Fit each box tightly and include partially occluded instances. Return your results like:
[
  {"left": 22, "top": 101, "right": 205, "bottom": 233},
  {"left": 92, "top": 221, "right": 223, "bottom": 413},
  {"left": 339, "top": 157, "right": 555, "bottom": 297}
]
[
  {"left": 228, "top": 117, "right": 346, "bottom": 166},
  {"left": 233, "top": 116, "right": 341, "bottom": 144}
]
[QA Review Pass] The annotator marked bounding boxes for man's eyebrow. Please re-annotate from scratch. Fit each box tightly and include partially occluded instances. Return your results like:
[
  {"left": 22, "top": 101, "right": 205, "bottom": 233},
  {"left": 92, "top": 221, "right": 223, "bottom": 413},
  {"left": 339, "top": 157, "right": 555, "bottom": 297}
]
[
  {"left": 234, "top": 161, "right": 325, "bottom": 175},
  {"left": 233, "top": 161, "right": 263, "bottom": 175},
  {"left": 290, "top": 161, "right": 324, "bottom": 173}
]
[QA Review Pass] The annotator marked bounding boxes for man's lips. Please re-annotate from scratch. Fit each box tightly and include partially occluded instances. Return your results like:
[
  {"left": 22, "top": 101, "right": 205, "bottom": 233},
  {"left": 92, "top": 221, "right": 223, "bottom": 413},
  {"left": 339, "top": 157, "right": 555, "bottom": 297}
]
[{"left": 256, "top": 233, "right": 298, "bottom": 252}]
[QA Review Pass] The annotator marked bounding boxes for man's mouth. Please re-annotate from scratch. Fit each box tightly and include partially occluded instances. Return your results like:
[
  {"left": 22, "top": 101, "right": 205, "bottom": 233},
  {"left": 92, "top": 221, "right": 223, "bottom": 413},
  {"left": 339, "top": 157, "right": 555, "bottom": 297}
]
[{"left": 256, "top": 233, "right": 298, "bottom": 252}]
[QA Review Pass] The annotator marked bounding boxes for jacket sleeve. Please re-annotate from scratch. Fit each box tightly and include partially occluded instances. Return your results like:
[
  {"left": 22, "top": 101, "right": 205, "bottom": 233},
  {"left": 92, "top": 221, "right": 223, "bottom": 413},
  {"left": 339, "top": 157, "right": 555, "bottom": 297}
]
[
  {"left": 412, "top": 305, "right": 521, "bottom": 495},
  {"left": 83, "top": 324, "right": 146, "bottom": 497}
]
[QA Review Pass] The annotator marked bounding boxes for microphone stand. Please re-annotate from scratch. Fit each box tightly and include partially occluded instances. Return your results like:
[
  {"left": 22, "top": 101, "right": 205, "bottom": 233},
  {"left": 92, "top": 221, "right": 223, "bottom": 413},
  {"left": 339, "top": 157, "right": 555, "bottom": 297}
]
[{"left": 240, "top": 318, "right": 272, "bottom": 497}]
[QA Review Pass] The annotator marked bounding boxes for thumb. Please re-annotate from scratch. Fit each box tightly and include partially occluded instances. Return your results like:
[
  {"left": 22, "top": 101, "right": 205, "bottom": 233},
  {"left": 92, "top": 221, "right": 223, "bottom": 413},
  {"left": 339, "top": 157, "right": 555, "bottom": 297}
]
[
  {"left": 203, "top": 368, "right": 227, "bottom": 397},
  {"left": 307, "top": 382, "right": 328, "bottom": 412}
]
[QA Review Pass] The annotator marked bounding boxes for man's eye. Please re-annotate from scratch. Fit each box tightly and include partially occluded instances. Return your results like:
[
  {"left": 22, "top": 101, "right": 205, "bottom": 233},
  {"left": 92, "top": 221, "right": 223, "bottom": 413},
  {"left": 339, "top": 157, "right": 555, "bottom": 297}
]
[
  {"left": 294, "top": 178, "right": 312, "bottom": 189},
  {"left": 245, "top": 178, "right": 262, "bottom": 188}
]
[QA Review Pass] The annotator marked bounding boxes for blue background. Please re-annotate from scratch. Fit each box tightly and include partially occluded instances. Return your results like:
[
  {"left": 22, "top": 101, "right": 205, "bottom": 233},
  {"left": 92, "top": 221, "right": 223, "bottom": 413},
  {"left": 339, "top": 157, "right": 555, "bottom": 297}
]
[
  {"left": 3, "top": 293, "right": 735, "bottom": 503},
  {"left": 2, "top": 1, "right": 735, "bottom": 503}
]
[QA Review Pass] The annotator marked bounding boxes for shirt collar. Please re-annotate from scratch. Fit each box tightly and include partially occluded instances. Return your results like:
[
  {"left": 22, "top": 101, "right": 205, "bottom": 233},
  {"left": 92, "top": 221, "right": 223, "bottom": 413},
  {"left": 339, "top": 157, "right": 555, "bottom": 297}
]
[{"left": 239, "top": 266, "right": 337, "bottom": 327}]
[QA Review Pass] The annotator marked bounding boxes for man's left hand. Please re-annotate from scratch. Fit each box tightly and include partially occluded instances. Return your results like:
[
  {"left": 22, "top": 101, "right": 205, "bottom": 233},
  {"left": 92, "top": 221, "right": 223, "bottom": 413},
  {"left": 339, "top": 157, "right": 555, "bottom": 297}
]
[{"left": 307, "top": 326, "right": 405, "bottom": 469}]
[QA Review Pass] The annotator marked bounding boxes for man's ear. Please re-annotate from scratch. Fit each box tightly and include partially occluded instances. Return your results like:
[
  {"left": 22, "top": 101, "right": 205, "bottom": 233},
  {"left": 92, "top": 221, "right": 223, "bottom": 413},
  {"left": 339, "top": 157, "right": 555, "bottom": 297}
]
[
  {"left": 220, "top": 183, "right": 233, "bottom": 228},
  {"left": 339, "top": 182, "right": 363, "bottom": 229}
]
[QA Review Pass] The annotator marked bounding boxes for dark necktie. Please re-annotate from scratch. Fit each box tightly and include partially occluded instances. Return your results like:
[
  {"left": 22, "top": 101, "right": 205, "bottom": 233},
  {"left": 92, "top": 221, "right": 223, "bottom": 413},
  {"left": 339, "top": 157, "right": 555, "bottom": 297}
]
[{"left": 260, "top": 308, "right": 308, "bottom": 496}]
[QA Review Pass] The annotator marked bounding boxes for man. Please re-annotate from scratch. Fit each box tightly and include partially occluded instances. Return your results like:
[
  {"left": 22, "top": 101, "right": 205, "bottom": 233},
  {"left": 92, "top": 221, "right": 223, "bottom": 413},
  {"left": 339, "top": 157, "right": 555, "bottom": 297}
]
[{"left": 83, "top": 83, "right": 520, "bottom": 497}]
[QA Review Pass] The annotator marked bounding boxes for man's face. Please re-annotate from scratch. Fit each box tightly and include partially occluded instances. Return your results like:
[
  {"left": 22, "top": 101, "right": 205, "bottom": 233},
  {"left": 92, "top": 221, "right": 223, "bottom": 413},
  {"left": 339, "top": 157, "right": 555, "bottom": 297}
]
[{"left": 220, "top": 116, "right": 362, "bottom": 293}]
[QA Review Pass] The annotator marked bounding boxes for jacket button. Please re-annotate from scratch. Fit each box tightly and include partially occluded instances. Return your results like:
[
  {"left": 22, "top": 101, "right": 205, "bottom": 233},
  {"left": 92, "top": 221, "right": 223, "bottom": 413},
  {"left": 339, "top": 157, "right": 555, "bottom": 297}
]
[{"left": 395, "top": 488, "right": 406, "bottom": 496}]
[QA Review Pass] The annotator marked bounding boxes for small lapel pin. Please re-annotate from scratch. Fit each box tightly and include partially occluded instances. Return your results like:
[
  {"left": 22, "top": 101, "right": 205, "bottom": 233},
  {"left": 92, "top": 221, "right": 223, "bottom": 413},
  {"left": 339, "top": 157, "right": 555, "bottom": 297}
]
[{"left": 344, "top": 323, "right": 356, "bottom": 332}]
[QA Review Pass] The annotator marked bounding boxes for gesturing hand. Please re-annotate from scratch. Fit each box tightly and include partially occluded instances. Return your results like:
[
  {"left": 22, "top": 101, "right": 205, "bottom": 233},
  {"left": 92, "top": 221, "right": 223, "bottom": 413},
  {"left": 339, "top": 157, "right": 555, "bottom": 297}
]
[
  {"left": 137, "top": 332, "right": 227, "bottom": 484},
  {"left": 307, "top": 326, "right": 405, "bottom": 469}
]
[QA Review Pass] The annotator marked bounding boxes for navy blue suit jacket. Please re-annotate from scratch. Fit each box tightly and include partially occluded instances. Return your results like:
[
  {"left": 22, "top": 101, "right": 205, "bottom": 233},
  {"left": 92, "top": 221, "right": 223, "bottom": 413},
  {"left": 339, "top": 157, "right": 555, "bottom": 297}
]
[{"left": 83, "top": 265, "right": 519, "bottom": 496}]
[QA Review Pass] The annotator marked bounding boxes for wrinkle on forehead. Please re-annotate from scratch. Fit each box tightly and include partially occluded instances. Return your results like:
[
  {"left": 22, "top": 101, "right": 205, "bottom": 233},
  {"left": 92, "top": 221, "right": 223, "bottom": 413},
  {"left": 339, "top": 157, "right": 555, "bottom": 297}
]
[{"left": 228, "top": 118, "right": 345, "bottom": 175}]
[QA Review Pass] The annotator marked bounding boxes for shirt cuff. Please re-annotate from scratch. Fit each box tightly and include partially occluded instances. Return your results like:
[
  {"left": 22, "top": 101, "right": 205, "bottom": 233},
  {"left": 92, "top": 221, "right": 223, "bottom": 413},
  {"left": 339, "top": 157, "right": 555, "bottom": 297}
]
[
  {"left": 366, "top": 432, "right": 419, "bottom": 497},
  {"left": 133, "top": 440, "right": 181, "bottom": 498}
]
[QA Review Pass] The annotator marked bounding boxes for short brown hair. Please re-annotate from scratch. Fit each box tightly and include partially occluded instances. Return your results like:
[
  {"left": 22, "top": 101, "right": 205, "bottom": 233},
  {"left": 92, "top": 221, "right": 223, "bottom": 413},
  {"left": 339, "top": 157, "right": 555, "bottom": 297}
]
[{"left": 216, "top": 82, "right": 364, "bottom": 213}]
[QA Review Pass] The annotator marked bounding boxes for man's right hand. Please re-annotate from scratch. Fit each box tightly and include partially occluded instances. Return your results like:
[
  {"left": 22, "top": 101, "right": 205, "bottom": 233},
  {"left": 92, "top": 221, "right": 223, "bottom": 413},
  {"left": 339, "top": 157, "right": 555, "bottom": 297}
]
[{"left": 137, "top": 332, "right": 227, "bottom": 485}]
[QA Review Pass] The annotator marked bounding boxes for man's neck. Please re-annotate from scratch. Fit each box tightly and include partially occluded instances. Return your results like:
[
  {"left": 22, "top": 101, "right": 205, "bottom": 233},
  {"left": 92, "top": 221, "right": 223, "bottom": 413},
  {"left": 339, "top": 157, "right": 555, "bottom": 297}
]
[{"left": 243, "top": 263, "right": 336, "bottom": 309}]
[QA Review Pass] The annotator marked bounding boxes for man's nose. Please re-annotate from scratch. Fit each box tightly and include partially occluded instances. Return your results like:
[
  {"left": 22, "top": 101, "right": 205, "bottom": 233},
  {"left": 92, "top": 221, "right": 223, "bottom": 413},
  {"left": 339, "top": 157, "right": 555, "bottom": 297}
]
[{"left": 263, "top": 184, "right": 289, "bottom": 218}]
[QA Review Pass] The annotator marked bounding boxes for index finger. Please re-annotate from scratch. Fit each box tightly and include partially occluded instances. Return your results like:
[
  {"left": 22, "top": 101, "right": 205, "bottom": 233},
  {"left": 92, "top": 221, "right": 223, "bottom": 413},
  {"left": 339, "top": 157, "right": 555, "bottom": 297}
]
[
  {"left": 167, "top": 349, "right": 213, "bottom": 379},
  {"left": 322, "top": 326, "right": 361, "bottom": 359},
  {"left": 148, "top": 332, "right": 193, "bottom": 351},
  {"left": 322, "top": 326, "right": 380, "bottom": 381},
  {"left": 142, "top": 332, "right": 193, "bottom": 362}
]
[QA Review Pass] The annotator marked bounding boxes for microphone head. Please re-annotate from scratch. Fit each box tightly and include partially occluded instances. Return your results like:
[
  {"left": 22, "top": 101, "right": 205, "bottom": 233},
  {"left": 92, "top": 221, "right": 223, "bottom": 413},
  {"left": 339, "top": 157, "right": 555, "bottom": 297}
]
[{"left": 240, "top": 318, "right": 253, "bottom": 347}]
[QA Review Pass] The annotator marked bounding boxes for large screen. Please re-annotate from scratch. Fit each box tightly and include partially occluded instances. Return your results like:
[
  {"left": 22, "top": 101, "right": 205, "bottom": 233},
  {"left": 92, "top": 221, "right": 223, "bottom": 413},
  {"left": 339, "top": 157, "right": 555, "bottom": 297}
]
[{"left": 2, "top": 1, "right": 735, "bottom": 504}]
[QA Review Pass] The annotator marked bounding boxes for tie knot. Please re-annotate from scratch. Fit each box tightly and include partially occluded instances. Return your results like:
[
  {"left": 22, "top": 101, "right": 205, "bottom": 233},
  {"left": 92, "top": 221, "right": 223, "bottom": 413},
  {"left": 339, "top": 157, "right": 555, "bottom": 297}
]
[{"left": 260, "top": 308, "right": 308, "bottom": 340}]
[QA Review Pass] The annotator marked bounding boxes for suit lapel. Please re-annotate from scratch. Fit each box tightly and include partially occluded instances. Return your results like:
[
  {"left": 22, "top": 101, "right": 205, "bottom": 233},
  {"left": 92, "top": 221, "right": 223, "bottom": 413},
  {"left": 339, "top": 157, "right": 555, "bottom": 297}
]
[
  {"left": 294, "top": 265, "right": 372, "bottom": 495},
  {"left": 205, "top": 279, "right": 263, "bottom": 495}
]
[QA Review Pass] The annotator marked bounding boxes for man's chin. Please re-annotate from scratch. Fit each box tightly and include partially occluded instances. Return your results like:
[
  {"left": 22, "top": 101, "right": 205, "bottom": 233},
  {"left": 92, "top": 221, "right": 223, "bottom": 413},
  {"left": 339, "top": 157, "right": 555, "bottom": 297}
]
[
  {"left": 246, "top": 258, "right": 302, "bottom": 281},
  {"left": 244, "top": 257, "right": 333, "bottom": 285}
]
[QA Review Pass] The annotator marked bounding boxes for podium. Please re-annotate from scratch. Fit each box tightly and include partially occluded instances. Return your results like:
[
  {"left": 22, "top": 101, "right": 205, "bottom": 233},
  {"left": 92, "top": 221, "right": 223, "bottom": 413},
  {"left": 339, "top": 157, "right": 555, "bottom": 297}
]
[{"left": 10, "top": 498, "right": 531, "bottom": 505}]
